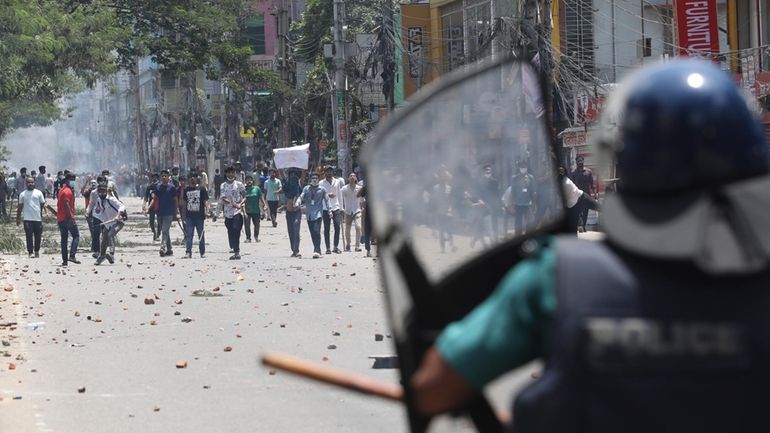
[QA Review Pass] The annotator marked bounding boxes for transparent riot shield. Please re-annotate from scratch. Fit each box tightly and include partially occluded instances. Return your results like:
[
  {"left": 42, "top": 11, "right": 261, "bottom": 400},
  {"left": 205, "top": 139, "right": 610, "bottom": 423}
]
[{"left": 363, "top": 58, "right": 565, "bottom": 433}]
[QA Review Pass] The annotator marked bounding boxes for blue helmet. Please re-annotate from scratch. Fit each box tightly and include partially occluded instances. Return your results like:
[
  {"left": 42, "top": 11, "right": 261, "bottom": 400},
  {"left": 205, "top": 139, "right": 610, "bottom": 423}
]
[{"left": 599, "top": 59, "right": 769, "bottom": 193}]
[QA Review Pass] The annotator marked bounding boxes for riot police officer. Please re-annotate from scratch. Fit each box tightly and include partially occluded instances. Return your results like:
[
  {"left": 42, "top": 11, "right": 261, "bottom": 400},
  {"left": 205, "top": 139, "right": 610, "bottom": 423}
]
[{"left": 409, "top": 59, "right": 770, "bottom": 432}]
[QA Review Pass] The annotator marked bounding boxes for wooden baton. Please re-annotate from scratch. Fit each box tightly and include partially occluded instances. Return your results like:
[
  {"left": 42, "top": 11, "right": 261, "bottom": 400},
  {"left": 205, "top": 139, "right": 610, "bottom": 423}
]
[{"left": 261, "top": 352, "right": 404, "bottom": 401}]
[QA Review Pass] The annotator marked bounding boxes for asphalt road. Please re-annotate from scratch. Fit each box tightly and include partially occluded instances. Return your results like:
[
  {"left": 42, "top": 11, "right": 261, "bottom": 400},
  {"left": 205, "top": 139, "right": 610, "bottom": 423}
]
[{"left": 0, "top": 197, "right": 572, "bottom": 433}]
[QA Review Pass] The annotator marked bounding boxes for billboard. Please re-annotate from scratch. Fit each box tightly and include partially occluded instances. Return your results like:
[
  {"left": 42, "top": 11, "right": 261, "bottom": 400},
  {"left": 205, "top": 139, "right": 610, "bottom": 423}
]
[{"left": 674, "top": 0, "right": 720, "bottom": 57}]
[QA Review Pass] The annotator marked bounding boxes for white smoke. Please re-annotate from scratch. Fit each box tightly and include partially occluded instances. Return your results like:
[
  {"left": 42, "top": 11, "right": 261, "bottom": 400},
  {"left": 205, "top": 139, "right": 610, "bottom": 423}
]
[{"left": 3, "top": 123, "right": 101, "bottom": 175}]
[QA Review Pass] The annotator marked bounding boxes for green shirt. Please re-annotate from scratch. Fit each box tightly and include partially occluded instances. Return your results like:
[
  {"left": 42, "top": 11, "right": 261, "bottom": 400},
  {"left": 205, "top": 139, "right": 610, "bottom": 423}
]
[
  {"left": 436, "top": 238, "right": 557, "bottom": 390},
  {"left": 244, "top": 185, "right": 263, "bottom": 214}
]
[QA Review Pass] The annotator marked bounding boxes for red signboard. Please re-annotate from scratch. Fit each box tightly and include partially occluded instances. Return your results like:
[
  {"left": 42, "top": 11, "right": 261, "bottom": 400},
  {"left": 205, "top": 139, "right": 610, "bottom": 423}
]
[{"left": 674, "top": 0, "right": 720, "bottom": 57}]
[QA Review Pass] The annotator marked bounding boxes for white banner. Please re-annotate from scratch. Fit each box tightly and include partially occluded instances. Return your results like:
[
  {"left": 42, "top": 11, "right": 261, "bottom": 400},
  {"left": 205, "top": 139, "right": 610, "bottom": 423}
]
[{"left": 273, "top": 143, "right": 310, "bottom": 169}]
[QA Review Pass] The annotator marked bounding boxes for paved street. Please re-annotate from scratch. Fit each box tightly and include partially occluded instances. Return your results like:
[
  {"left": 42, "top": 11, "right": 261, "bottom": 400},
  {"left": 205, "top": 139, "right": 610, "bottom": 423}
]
[
  {"left": 0, "top": 197, "right": 581, "bottom": 433},
  {"left": 0, "top": 197, "right": 411, "bottom": 433}
]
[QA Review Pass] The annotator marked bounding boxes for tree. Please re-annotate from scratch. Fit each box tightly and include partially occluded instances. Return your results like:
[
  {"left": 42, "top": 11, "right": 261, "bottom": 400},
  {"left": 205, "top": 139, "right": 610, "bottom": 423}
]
[
  {"left": 290, "top": 0, "right": 384, "bottom": 163},
  {"left": 0, "top": 0, "right": 126, "bottom": 140}
]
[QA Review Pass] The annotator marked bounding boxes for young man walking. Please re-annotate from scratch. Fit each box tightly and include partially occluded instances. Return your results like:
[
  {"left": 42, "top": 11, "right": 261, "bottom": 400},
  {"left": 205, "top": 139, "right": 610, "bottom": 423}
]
[
  {"left": 219, "top": 166, "right": 245, "bottom": 260},
  {"left": 243, "top": 175, "right": 266, "bottom": 243},
  {"left": 36, "top": 166, "right": 47, "bottom": 198},
  {"left": 264, "top": 168, "right": 282, "bottom": 227},
  {"left": 142, "top": 173, "right": 160, "bottom": 241},
  {"left": 297, "top": 173, "right": 330, "bottom": 259},
  {"left": 213, "top": 169, "right": 222, "bottom": 200},
  {"left": 83, "top": 178, "right": 101, "bottom": 257},
  {"left": 182, "top": 173, "right": 208, "bottom": 258},
  {"left": 57, "top": 173, "right": 81, "bottom": 266},
  {"left": 149, "top": 170, "right": 179, "bottom": 257},
  {"left": 92, "top": 184, "right": 127, "bottom": 265},
  {"left": 319, "top": 166, "right": 344, "bottom": 254},
  {"left": 17, "top": 176, "right": 47, "bottom": 258},
  {"left": 282, "top": 169, "right": 302, "bottom": 257},
  {"left": 0, "top": 174, "right": 9, "bottom": 222},
  {"left": 340, "top": 173, "right": 362, "bottom": 252}
]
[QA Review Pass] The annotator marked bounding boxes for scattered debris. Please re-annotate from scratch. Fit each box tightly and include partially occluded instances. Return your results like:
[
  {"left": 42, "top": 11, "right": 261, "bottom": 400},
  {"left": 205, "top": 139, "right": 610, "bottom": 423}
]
[
  {"left": 144, "top": 297, "right": 155, "bottom": 305},
  {"left": 191, "top": 289, "right": 222, "bottom": 297},
  {"left": 327, "top": 345, "right": 337, "bottom": 350},
  {"left": 375, "top": 333, "right": 384, "bottom": 342},
  {"left": 176, "top": 360, "right": 188, "bottom": 369},
  {"left": 224, "top": 346, "right": 232, "bottom": 352},
  {"left": 78, "top": 387, "right": 86, "bottom": 393}
]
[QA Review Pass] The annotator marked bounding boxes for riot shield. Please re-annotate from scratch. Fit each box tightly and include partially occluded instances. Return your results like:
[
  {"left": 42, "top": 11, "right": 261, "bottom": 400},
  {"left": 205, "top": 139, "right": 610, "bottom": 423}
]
[{"left": 362, "top": 58, "right": 566, "bottom": 433}]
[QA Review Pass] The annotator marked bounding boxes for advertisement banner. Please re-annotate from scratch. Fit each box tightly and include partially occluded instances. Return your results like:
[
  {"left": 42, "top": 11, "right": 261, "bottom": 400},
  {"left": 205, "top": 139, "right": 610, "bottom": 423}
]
[{"left": 674, "top": 0, "right": 720, "bottom": 57}]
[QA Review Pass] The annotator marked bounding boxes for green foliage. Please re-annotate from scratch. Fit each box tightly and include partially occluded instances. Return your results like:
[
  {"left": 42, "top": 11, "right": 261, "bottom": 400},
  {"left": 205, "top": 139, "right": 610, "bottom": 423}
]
[{"left": 0, "top": 0, "right": 126, "bottom": 139}]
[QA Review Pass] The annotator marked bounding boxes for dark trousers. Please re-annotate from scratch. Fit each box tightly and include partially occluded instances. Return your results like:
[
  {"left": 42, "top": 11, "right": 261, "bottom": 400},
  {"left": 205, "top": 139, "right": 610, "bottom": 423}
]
[
  {"left": 569, "top": 193, "right": 600, "bottom": 234},
  {"left": 99, "top": 221, "right": 124, "bottom": 257},
  {"left": 0, "top": 199, "right": 7, "bottom": 220},
  {"left": 322, "top": 210, "right": 341, "bottom": 251},
  {"left": 224, "top": 214, "right": 243, "bottom": 254},
  {"left": 58, "top": 220, "right": 80, "bottom": 262},
  {"left": 286, "top": 209, "right": 301, "bottom": 255},
  {"left": 244, "top": 213, "right": 260, "bottom": 241},
  {"left": 23, "top": 220, "right": 43, "bottom": 254},
  {"left": 307, "top": 218, "right": 322, "bottom": 254},
  {"left": 514, "top": 205, "right": 531, "bottom": 235},
  {"left": 362, "top": 209, "right": 372, "bottom": 252},
  {"left": 148, "top": 211, "right": 158, "bottom": 239},
  {"left": 577, "top": 194, "right": 598, "bottom": 229},
  {"left": 267, "top": 200, "right": 279, "bottom": 225},
  {"left": 88, "top": 217, "right": 101, "bottom": 253},
  {"left": 185, "top": 215, "right": 205, "bottom": 255}
]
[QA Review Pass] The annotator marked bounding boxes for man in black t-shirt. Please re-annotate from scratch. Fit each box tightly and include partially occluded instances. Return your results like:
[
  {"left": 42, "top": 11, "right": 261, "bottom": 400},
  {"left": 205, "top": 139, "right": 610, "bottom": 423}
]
[
  {"left": 142, "top": 173, "right": 160, "bottom": 241},
  {"left": 182, "top": 173, "right": 209, "bottom": 258}
]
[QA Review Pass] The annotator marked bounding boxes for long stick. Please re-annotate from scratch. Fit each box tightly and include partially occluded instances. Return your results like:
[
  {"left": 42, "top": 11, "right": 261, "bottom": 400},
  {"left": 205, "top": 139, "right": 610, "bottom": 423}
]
[
  {"left": 99, "top": 216, "right": 121, "bottom": 226},
  {"left": 261, "top": 352, "right": 404, "bottom": 401}
]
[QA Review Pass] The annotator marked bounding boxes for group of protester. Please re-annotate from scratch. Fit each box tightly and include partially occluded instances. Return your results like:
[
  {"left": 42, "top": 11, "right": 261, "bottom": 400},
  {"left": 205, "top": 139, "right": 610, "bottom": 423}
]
[
  {"left": 426, "top": 155, "right": 599, "bottom": 252},
  {"left": 13, "top": 169, "right": 88, "bottom": 266},
  {"left": 139, "top": 162, "right": 373, "bottom": 260}
]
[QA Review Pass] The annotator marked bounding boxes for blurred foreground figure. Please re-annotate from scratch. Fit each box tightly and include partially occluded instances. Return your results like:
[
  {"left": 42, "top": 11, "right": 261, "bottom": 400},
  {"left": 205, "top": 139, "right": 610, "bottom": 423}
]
[{"left": 411, "top": 59, "right": 770, "bottom": 432}]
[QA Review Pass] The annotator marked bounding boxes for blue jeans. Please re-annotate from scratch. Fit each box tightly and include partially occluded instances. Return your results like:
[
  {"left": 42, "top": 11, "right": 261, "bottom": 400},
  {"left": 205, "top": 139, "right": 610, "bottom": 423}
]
[
  {"left": 159, "top": 215, "right": 174, "bottom": 254},
  {"left": 307, "top": 218, "right": 322, "bottom": 254},
  {"left": 185, "top": 215, "right": 205, "bottom": 255},
  {"left": 286, "top": 209, "right": 301, "bottom": 254},
  {"left": 58, "top": 220, "right": 80, "bottom": 262}
]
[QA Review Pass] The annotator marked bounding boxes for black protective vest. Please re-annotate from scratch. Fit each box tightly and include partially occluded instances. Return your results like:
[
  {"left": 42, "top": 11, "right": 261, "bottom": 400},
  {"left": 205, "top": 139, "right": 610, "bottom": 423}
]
[{"left": 511, "top": 237, "right": 770, "bottom": 433}]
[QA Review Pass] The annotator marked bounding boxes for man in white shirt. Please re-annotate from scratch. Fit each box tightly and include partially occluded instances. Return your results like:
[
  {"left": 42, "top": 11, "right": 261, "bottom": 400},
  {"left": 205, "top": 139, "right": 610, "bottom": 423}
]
[
  {"left": 319, "top": 166, "right": 345, "bottom": 254},
  {"left": 340, "top": 173, "right": 362, "bottom": 252},
  {"left": 560, "top": 167, "right": 599, "bottom": 234},
  {"left": 91, "top": 183, "right": 127, "bottom": 265},
  {"left": 16, "top": 176, "right": 47, "bottom": 258},
  {"left": 218, "top": 165, "right": 246, "bottom": 260}
]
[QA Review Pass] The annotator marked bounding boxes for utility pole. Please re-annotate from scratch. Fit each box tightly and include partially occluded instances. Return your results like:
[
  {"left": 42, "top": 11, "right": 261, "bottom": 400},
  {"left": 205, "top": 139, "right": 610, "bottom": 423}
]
[
  {"left": 131, "top": 57, "right": 146, "bottom": 172},
  {"left": 332, "top": 0, "right": 351, "bottom": 175},
  {"left": 382, "top": 0, "right": 395, "bottom": 111},
  {"left": 277, "top": 0, "right": 291, "bottom": 150}
]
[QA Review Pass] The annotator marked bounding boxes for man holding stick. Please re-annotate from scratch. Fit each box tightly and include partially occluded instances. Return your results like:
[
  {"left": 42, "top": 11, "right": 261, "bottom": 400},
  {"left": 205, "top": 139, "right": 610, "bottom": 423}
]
[{"left": 91, "top": 184, "right": 127, "bottom": 265}]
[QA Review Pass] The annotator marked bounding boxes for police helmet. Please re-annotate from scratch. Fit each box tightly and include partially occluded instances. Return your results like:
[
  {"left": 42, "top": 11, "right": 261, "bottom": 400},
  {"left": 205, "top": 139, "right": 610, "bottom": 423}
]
[
  {"left": 598, "top": 59, "right": 769, "bottom": 193},
  {"left": 598, "top": 59, "right": 770, "bottom": 274}
]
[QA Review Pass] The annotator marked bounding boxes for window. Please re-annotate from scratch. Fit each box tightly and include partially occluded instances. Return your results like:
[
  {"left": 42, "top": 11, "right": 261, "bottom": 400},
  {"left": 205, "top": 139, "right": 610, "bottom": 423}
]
[
  {"left": 465, "top": 0, "right": 492, "bottom": 62},
  {"left": 564, "top": 0, "right": 595, "bottom": 81},
  {"left": 637, "top": 37, "right": 652, "bottom": 58},
  {"left": 441, "top": 3, "right": 464, "bottom": 73},
  {"left": 245, "top": 15, "right": 266, "bottom": 55}
]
